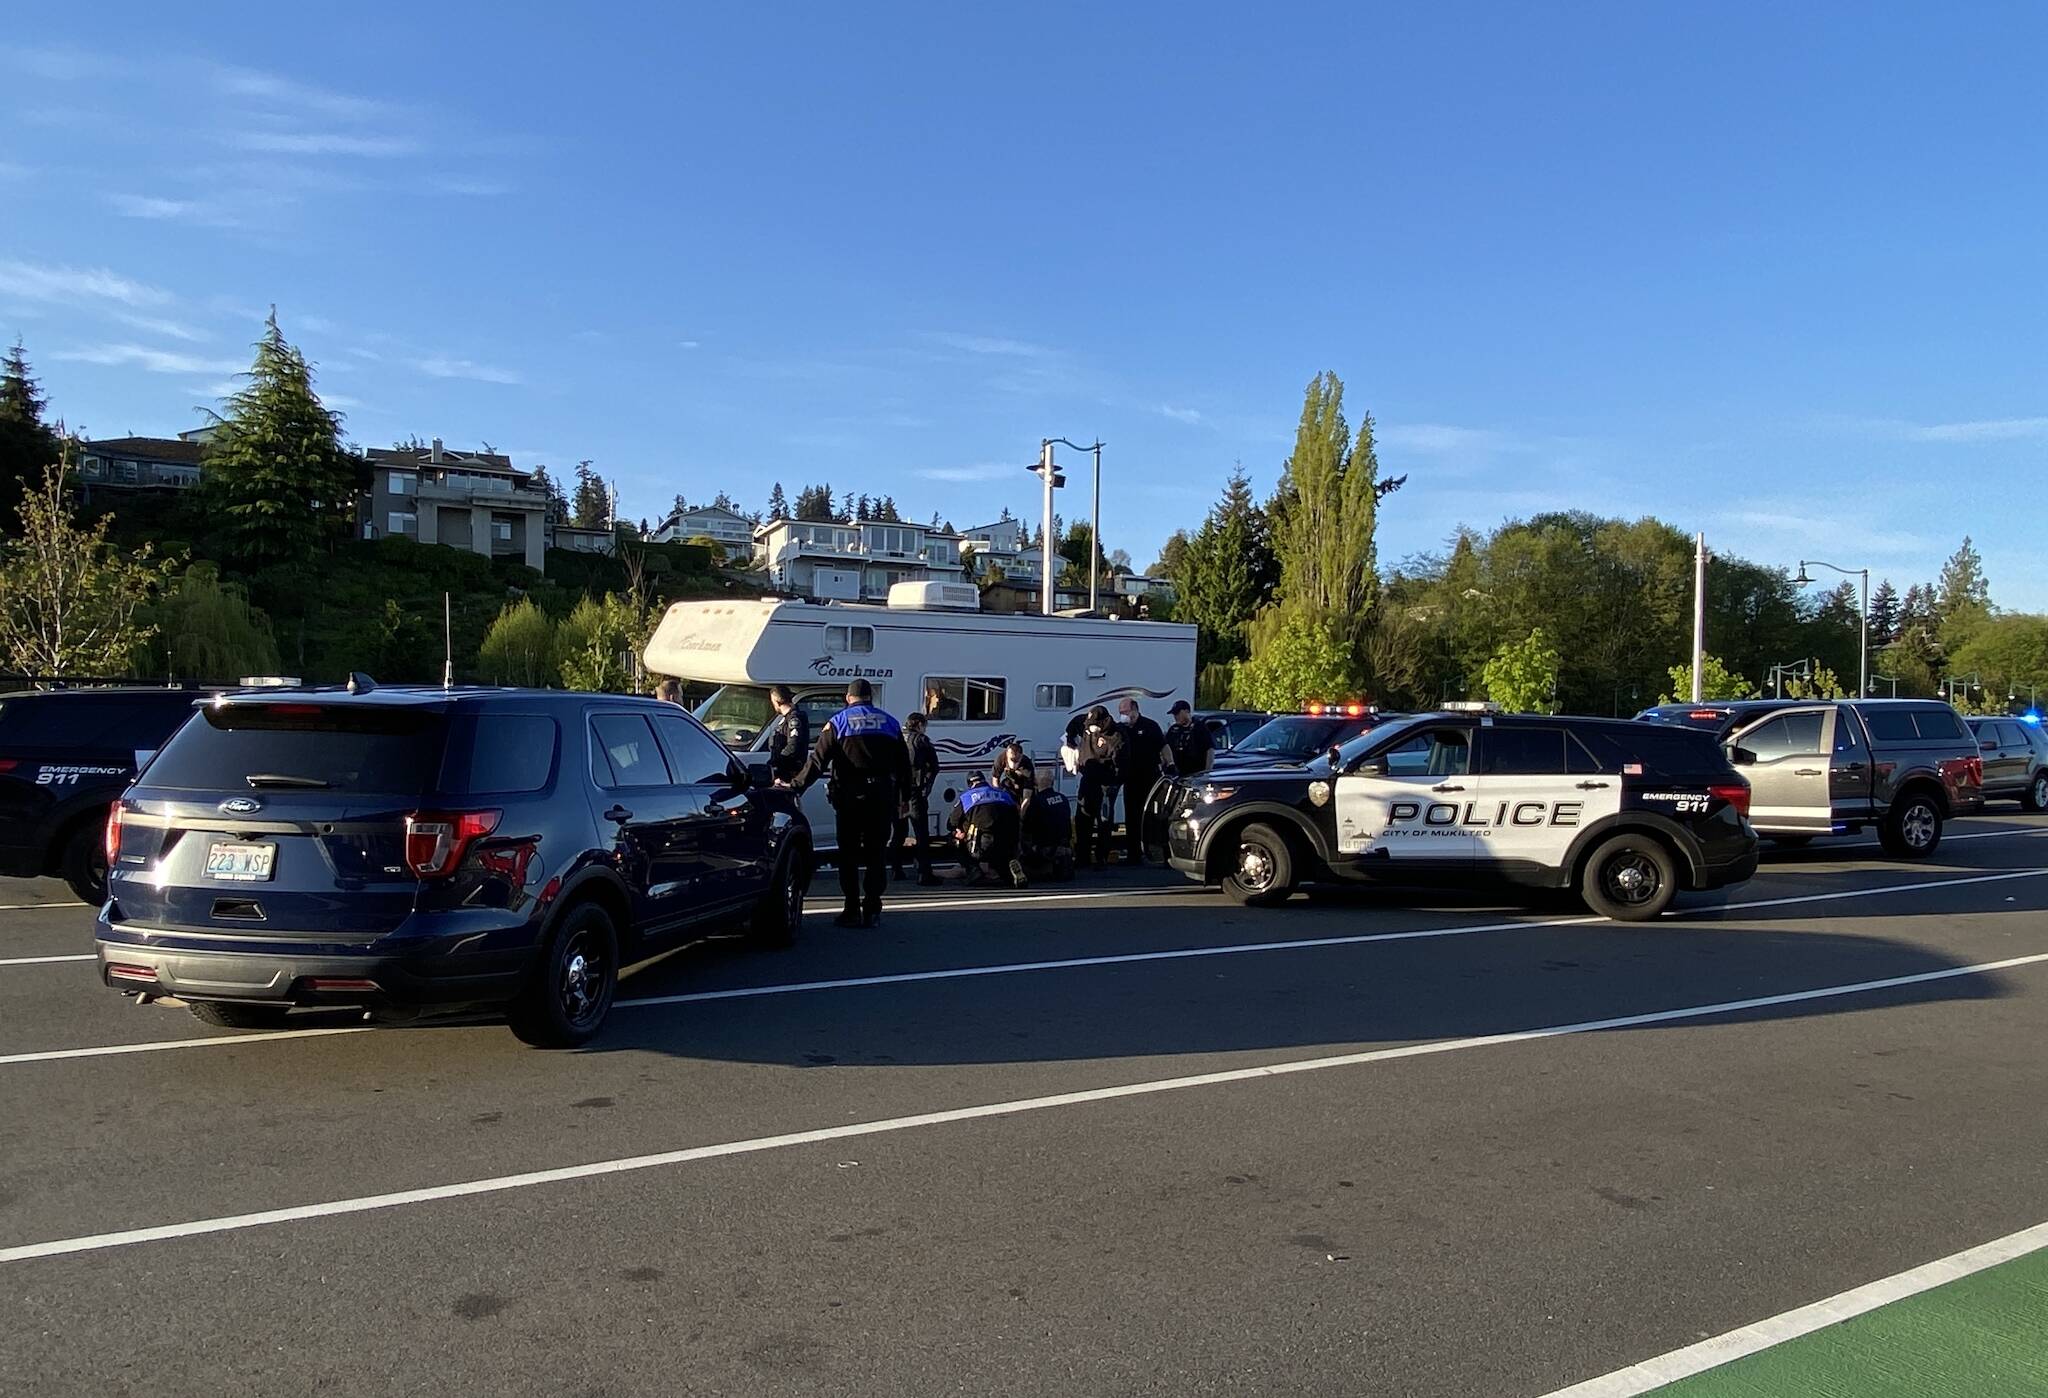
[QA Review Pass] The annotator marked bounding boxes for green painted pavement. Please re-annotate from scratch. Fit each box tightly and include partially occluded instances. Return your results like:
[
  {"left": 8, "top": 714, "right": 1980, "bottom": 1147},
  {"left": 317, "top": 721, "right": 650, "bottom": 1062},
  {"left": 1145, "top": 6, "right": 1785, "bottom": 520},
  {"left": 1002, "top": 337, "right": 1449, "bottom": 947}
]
[{"left": 1652, "top": 1247, "right": 2048, "bottom": 1396}]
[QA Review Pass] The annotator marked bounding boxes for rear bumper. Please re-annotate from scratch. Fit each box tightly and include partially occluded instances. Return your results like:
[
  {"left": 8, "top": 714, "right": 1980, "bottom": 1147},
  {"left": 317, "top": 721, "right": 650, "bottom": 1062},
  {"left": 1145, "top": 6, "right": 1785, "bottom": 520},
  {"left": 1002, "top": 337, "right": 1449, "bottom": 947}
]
[
  {"left": 95, "top": 919, "right": 536, "bottom": 1011},
  {"left": 1696, "top": 844, "right": 1759, "bottom": 890}
]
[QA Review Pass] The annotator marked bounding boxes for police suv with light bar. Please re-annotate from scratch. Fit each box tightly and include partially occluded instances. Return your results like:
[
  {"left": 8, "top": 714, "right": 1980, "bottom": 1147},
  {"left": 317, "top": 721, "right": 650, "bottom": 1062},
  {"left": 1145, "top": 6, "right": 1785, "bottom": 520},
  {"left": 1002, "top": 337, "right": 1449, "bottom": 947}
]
[{"left": 1163, "top": 708, "right": 1758, "bottom": 919}]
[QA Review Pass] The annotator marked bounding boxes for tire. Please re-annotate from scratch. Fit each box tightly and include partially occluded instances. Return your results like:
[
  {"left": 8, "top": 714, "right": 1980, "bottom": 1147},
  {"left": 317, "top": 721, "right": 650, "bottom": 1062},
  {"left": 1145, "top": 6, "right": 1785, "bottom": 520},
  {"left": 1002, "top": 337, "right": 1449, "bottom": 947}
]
[
  {"left": 1219, "top": 822, "right": 1295, "bottom": 907},
  {"left": 1766, "top": 834, "right": 1814, "bottom": 849},
  {"left": 507, "top": 902, "right": 619, "bottom": 1048},
  {"left": 187, "top": 1001, "right": 291, "bottom": 1030},
  {"left": 1879, "top": 793, "right": 1942, "bottom": 859},
  {"left": 1581, "top": 833, "right": 1679, "bottom": 922},
  {"left": 2023, "top": 771, "right": 2048, "bottom": 814},
  {"left": 750, "top": 844, "right": 808, "bottom": 949},
  {"left": 59, "top": 815, "right": 110, "bottom": 906}
]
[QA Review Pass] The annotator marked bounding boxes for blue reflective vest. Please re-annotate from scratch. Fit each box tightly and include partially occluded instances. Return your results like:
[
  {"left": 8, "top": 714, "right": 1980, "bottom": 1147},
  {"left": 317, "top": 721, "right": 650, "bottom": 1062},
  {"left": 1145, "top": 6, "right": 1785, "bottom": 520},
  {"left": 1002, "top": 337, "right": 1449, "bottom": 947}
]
[
  {"left": 959, "top": 784, "right": 1017, "bottom": 814},
  {"left": 830, "top": 704, "right": 902, "bottom": 740}
]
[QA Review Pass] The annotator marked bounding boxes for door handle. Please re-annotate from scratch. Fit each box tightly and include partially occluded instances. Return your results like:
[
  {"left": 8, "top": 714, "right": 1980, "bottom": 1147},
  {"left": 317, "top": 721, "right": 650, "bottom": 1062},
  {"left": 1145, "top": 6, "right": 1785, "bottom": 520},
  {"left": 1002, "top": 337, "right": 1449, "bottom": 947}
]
[
  {"left": 603, "top": 804, "right": 634, "bottom": 823},
  {"left": 1575, "top": 781, "right": 1610, "bottom": 789},
  {"left": 1431, "top": 783, "right": 1465, "bottom": 793},
  {"left": 1794, "top": 768, "right": 1823, "bottom": 777}
]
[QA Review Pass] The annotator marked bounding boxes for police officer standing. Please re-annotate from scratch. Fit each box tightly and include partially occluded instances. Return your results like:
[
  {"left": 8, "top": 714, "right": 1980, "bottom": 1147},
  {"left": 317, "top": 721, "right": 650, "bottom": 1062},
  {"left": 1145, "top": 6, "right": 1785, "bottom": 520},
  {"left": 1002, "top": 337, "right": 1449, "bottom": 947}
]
[
  {"left": 784, "top": 679, "right": 910, "bottom": 927},
  {"left": 1117, "top": 697, "right": 1167, "bottom": 865},
  {"left": 894, "top": 711, "right": 942, "bottom": 886},
  {"left": 1163, "top": 700, "right": 1213, "bottom": 779},
  {"left": 764, "top": 684, "right": 809, "bottom": 783}
]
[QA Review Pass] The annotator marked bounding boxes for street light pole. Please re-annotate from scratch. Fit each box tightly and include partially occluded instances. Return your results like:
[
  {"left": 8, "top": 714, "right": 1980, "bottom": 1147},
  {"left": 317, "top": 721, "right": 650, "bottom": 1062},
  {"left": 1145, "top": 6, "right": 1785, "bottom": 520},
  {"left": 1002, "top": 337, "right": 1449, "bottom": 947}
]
[
  {"left": 1036, "top": 440, "right": 1056, "bottom": 617},
  {"left": 1042, "top": 437, "right": 1105, "bottom": 612},
  {"left": 1794, "top": 559, "right": 1870, "bottom": 699},
  {"left": 1691, "top": 533, "right": 1708, "bottom": 703}
]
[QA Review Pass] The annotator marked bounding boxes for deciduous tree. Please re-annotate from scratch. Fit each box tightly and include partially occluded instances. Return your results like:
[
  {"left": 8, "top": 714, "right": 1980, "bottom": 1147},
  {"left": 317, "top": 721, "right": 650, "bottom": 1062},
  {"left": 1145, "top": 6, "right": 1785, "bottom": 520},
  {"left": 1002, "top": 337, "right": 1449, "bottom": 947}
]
[{"left": 0, "top": 456, "right": 172, "bottom": 675}]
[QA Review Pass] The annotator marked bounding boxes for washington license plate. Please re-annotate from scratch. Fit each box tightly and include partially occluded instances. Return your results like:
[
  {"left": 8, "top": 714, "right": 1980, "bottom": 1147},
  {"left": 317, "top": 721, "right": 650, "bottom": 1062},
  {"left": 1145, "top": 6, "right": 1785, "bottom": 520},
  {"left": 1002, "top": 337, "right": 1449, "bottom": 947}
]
[{"left": 205, "top": 841, "right": 276, "bottom": 882}]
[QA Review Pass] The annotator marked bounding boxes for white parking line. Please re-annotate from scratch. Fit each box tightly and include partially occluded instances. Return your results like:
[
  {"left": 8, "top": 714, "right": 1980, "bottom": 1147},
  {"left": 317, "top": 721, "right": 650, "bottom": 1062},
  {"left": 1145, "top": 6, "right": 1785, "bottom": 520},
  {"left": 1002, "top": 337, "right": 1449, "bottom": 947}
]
[
  {"left": 804, "top": 887, "right": 1192, "bottom": 912},
  {"left": 0, "top": 902, "right": 84, "bottom": 912},
  {"left": 6, "top": 867, "right": 2045, "bottom": 1061},
  {"left": 1537, "top": 1218, "right": 2048, "bottom": 1397},
  {"left": 5, "top": 949, "right": 2045, "bottom": 1265},
  {"left": 0, "top": 953, "right": 93, "bottom": 967}
]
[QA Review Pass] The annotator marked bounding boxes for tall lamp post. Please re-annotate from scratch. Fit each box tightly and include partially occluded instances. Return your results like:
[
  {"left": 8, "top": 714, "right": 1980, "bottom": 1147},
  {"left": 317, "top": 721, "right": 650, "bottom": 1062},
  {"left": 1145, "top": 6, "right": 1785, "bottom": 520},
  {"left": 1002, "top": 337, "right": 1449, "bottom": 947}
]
[
  {"left": 1793, "top": 559, "right": 1870, "bottom": 699},
  {"left": 1028, "top": 444, "right": 1067, "bottom": 616},
  {"left": 1041, "top": 437, "right": 1105, "bottom": 612}
]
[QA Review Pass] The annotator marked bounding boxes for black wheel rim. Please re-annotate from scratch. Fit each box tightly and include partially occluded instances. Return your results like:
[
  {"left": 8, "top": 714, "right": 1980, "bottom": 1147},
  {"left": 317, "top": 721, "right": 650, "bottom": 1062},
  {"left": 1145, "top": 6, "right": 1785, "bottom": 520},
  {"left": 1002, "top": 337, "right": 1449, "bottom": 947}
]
[
  {"left": 1236, "top": 839, "right": 1275, "bottom": 892},
  {"left": 1601, "top": 851, "right": 1661, "bottom": 906},
  {"left": 557, "top": 926, "right": 609, "bottom": 1028},
  {"left": 2034, "top": 775, "right": 2047, "bottom": 806}
]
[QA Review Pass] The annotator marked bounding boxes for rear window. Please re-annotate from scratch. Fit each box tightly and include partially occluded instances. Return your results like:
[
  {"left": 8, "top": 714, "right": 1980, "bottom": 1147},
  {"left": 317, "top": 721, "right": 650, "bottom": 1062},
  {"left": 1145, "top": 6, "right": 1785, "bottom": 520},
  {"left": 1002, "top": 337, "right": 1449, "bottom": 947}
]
[
  {"left": 0, "top": 693, "right": 200, "bottom": 749},
  {"left": 440, "top": 714, "right": 558, "bottom": 796},
  {"left": 1862, "top": 706, "right": 1966, "bottom": 743},
  {"left": 1580, "top": 724, "right": 1731, "bottom": 777},
  {"left": 1907, "top": 706, "right": 1966, "bottom": 740},
  {"left": 140, "top": 702, "right": 446, "bottom": 794}
]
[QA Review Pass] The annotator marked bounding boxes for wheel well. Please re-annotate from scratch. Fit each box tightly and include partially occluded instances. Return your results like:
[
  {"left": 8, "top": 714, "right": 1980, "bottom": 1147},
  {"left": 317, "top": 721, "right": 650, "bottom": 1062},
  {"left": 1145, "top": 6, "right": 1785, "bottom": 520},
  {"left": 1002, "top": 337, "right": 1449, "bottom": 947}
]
[
  {"left": 1202, "top": 812, "right": 1311, "bottom": 883},
  {"left": 1894, "top": 777, "right": 1948, "bottom": 817},
  {"left": 1570, "top": 823, "right": 1689, "bottom": 891},
  {"left": 552, "top": 876, "right": 631, "bottom": 951},
  {"left": 44, "top": 804, "right": 111, "bottom": 876}
]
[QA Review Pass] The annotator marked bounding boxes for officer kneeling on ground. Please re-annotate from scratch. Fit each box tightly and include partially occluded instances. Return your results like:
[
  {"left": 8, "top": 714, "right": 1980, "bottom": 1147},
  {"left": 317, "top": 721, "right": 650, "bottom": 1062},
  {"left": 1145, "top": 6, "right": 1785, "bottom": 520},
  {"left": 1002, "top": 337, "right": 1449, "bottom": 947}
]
[
  {"left": 1018, "top": 769, "right": 1076, "bottom": 881},
  {"left": 949, "top": 773, "right": 1027, "bottom": 889},
  {"left": 783, "top": 678, "right": 910, "bottom": 928}
]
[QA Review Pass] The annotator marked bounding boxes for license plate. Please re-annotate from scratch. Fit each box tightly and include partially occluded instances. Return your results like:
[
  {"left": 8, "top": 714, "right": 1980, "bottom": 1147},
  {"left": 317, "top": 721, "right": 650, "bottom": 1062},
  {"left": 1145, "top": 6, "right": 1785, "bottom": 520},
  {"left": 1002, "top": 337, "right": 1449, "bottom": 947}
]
[{"left": 205, "top": 841, "right": 276, "bottom": 882}]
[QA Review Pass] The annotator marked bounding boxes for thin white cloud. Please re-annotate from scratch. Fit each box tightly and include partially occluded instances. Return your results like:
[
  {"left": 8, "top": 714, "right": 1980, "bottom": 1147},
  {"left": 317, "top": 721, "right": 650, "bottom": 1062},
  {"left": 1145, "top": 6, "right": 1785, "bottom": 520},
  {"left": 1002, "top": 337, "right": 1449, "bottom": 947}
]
[
  {"left": 106, "top": 192, "right": 242, "bottom": 228},
  {"left": 109, "top": 312, "right": 206, "bottom": 343},
  {"left": 1156, "top": 404, "right": 1205, "bottom": 426},
  {"left": 917, "top": 462, "right": 1019, "bottom": 483},
  {"left": 677, "top": 339, "right": 702, "bottom": 350},
  {"left": 431, "top": 177, "right": 510, "bottom": 196},
  {"left": 1379, "top": 422, "right": 1523, "bottom": 453},
  {"left": 1714, "top": 508, "right": 1932, "bottom": 556},
  {"left": 0, "top": 258, "right": 172, "bottom": 308},
  {"left": 0, "top": 161, "right": 30, "bottom": 180},
  {"left": 319, "top": 393, "right": 364, "bottom": 410},
  {"left": 209, "top": 65, "right": 391, "bottom": 121},
  {"left": 1907, "top": 416, "right": 2048, "bottom": 443},
  {"left": 295, "top": 315, "right": 340, "bottom": 334},
  {"left": 230, "top": 131, "right": 421, "bottom": 158},
  {"left": 0, "top": 44, "right": 117, "bottom": 81},
  {"left": 925, "top": 331, "right": 1054, "bottom": 358},
  {"left": 55, "top": 344, "right": 247, "bottom": 375},
  {"left": 413, "top": 355, "right": 522, "bottom": 385}
]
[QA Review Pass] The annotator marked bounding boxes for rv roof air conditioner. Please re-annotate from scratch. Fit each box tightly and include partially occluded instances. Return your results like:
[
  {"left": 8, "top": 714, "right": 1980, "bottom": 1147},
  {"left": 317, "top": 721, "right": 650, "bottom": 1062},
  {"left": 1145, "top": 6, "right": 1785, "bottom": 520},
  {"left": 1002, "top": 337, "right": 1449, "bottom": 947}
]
[{"left": 886, "top": 580, "right": 982, "bottom": 612}]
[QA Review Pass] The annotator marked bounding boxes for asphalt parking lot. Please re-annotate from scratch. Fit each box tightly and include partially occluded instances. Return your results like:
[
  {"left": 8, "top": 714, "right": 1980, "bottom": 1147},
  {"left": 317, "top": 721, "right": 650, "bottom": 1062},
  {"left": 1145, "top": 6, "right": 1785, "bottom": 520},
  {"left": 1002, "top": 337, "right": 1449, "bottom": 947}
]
[{"left": 3, "top": 815, "right": 2047, "bottom": 1397}]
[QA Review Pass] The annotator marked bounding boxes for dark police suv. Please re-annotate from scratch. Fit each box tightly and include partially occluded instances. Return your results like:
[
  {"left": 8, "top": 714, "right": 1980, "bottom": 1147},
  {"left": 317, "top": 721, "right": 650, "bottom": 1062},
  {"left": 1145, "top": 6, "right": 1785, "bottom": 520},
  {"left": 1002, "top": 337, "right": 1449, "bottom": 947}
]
[
  {"left": 96, "top": 683, "right": 809, "bottom": 1047},
  {"left": 1165, "top": 710, "right": 1757, "bottom": 920},
  {"left": 0, "top": 686, "right": 217, "bottom": 904}
]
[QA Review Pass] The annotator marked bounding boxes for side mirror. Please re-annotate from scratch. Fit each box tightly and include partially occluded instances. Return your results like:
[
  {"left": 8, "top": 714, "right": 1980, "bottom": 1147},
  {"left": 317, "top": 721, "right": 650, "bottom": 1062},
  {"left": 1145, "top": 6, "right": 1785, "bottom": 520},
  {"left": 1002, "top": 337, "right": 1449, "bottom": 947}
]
[
  {"left": 1726, "top": 745, "right": 1757, "bottom": 767},
  {"left": 740, "top": 754, "right": 773, "bottom": 789},
  {"left": 1326, "top": 746, "right": 1342, "bottom": 773},
  {"left": 1350, "top": 758, "right": 1385, "bottom": 778}
]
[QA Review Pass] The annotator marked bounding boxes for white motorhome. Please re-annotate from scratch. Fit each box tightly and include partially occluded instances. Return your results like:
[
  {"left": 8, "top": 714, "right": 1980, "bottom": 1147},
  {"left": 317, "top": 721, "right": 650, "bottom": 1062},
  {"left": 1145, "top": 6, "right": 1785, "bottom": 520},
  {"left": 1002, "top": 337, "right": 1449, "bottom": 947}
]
[{"left": 643, "top": 581, "right": 1197, "bottom": 850}]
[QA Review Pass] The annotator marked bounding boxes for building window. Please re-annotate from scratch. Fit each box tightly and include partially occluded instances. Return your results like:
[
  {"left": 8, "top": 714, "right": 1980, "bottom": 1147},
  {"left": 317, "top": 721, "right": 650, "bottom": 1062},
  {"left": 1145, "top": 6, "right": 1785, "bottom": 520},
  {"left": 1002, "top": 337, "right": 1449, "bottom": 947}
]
[
  {"left": 389, "top": 511, "right": 418, "bottom": 537},
  {"left": 388, "top": 471, "right": 416, "bottom": 496},
  {"left": 922, "top": 676, "right": 1005, "bottom": 722},
  {"left": 493, "top": 519, "right": 514, "bottom": 542},
  {"left": 1034, "top": 684, "right": 1075, "bottom": 709},
  {"left": 823, "top": 624, "right": 875, "bottom": 654}
]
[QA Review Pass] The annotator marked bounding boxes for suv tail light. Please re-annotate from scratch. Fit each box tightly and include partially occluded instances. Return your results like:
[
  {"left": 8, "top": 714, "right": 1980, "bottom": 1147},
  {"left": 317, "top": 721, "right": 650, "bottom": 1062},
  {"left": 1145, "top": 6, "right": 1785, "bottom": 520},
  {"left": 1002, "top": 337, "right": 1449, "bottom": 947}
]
[
  {"left": 403, "top": 810, "right": 500, "bottom": 878},
  {"left": 1709, "top": 782, "right": 1751, "bottom": 819},
  {"left": 105, "top": 804, "right": 124, "bottom": 866}
]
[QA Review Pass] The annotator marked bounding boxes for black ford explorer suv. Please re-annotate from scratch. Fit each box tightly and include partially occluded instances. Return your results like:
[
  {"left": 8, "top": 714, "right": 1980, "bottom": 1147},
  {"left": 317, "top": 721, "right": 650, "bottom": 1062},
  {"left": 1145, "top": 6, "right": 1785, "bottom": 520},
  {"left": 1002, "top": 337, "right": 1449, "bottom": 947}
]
[
  {"left": 97, "top": 684, "right": 809, "bottom": 1047},
  {"left": 1164, "top": 711, "right": 1757, "bottom": 920},
  {"left": 0, "top": 686, "right": 217, "bottom": 903}
]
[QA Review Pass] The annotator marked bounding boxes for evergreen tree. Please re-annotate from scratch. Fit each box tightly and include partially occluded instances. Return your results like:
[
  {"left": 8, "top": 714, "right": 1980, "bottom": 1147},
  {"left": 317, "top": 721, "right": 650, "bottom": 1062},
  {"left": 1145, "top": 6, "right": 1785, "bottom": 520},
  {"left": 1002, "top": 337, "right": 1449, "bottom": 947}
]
[
  {"left": 671, "top": 493, "right": 688, "bottom": 523},
  {"left": 711, "top": 490, "right": 738, "bottom": 511},
  {"left": 1176, "top": 468, "right": 1280, "bottom": 665},
  {"left": 876, "top": 495, "right": 900, "bottom": 523},
  {"left": 767, "top": 482, "right": 789, "bottom": 519},
  {"left": 200, "top": 312, "right": 359, "bottom": 566},
  {"left": 854, "top": 493, "right": 872, "bottom": 522},
  {"left": 571, "top": 461, "right": 610, "bottom": 528},
  {"left": 1935, "top": 536, "right": 1993, "bottom": 652},
  {"left": 0, "top": 339, "right": 60, "bottom": 517},
  {"left": 528, "top": 463, "right": 569, "bottom": 521},
  {"left": 1867, "top": 579, "right": 1899, "bottom": 646}
]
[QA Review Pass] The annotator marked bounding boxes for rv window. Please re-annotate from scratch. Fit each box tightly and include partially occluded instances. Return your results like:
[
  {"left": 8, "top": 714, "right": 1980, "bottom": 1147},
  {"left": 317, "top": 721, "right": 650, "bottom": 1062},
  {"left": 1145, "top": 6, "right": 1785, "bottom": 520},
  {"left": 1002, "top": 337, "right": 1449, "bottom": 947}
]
[
  {"left": 923, "top": 676, "right": 1006, "bottom": 722},
  {"left": 823, "top": 624, "right": 875, "bottom": 654},
  {"left": 1035, "top": 684, "right": 1075, "bottom": 709}
]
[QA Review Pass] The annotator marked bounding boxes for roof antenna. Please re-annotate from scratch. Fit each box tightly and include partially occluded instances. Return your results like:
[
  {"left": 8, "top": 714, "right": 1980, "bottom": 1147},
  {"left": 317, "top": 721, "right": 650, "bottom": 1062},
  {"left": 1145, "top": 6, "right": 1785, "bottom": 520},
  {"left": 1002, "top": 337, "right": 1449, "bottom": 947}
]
[{"left": 442, "top": 592, "right": 454, "bottom": 689}]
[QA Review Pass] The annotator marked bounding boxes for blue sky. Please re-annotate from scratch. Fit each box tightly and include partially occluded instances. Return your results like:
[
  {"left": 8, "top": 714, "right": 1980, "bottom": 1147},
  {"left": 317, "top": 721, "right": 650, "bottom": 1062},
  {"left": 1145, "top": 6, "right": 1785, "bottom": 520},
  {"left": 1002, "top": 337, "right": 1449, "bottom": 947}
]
[{"left": 3, "top": 4, "right": 2044, "bottom": 605}]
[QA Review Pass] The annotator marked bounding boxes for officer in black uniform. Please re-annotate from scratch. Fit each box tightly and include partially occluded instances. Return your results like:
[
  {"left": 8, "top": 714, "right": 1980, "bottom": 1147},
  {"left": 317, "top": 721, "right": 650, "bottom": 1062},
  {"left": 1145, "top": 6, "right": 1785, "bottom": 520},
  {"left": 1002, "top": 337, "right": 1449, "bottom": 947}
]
[
  {"left": 785, "top": 679, "right": 910, "bottom": 927},
  {"left": 764, "top": 684, "right": 809, "bottom": 783},
  {"left": 893, "top": 711, "right": 942, "bottom": 886},
  {"left": 1163, "top": 700, "right": 1213, "bottom": 778}
]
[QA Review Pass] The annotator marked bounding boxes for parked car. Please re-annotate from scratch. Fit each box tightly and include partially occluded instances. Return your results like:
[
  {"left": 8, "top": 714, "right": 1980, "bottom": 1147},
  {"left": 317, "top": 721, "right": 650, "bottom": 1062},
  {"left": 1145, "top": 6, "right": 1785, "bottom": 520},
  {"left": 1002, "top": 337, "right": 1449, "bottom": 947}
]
[
  {"left": 0, "top": 686, "right": 217, "bottom": 903},
  {"left": 1636, "top": 699, "right": 1797, "bottom": 733},
  {"left": 1724, "top": 699, "right": 1984, "bottom": 856},
  {"left": 96, "top": 684, "right": 809, "bottom": 1047},
  {"left": 1964, "top": 714, "right": 2048, "bottom": 811},
  {"left": 1164, "top": 711, "right": 1758, "bottom": 920},
  {"left": 1210, "top": 710, "right": 1404, "bottom": 770}
]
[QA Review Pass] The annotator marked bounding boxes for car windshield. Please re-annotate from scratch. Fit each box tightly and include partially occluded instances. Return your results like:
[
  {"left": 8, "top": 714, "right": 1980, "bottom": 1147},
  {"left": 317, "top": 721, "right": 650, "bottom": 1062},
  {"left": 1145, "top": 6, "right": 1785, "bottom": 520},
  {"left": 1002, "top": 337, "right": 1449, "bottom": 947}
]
[
  {"left": 1232, "top": 716, "right": 1363, "bottom": 758},
  {"left": 693, "top": 684, "right": 774, "bottom": 749},
  {"left": 1333, "top": 714, "right": 1433, "bottom": 768}
]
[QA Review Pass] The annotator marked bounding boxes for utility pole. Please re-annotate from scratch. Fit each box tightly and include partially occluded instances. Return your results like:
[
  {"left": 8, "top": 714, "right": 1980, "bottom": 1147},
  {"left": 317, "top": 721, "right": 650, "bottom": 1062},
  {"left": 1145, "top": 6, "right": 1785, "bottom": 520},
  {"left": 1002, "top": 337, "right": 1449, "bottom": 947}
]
[
  {"left": 442, "top": 592, "right": 453, "bottom": 689},
  {"left": 1690, "top": 533, "right": 1708, "bottom": 703},
  {"left": 1088, "top": 439, "right": 1103, "bottom": 613},
  {"left": 1037, "top": 441, "right": 1057, "bottom": 616}
]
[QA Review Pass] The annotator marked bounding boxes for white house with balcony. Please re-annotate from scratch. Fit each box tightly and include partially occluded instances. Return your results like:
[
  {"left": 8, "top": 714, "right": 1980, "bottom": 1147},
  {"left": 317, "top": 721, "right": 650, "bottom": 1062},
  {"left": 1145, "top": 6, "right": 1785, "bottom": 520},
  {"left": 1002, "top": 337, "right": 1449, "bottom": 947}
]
[
  {"left": 754, "top": 518, "right": 968, "bottom": 602},
  {"left": 961, "top": 517, "right": 1044, "bottom": 583},
  {"left": 361, "top": 440, "right": 551, "bottom": 569},
  {"left": 650, "top": 503, "right": 755, "bottom": 551}
]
